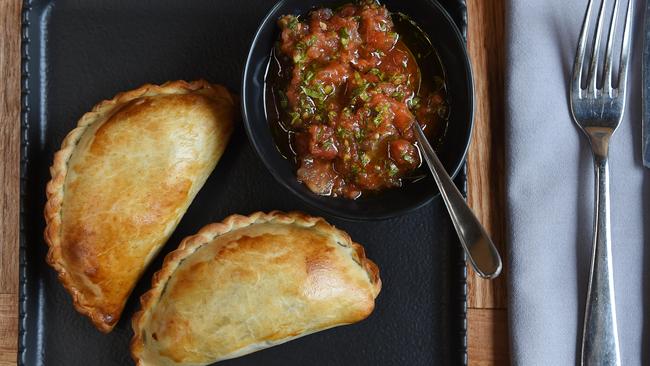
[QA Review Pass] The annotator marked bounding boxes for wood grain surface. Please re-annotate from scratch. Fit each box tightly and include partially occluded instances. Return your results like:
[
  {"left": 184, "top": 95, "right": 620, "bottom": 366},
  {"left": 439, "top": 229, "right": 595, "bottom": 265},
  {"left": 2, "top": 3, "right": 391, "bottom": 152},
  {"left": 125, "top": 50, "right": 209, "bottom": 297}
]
[
  {"left": 466, "top": 0, "right": 510, "bottom": 364},
  {"left": 0, "top": 0, "right": 21, "bottom": 365},
  {"left": 0, "top": 0, "right": 508, "bottom": 365}
]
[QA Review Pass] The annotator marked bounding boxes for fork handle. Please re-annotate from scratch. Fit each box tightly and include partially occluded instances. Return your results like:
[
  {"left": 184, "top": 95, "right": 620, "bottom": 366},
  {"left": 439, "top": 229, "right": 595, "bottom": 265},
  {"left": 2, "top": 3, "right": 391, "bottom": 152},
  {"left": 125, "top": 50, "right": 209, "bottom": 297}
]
[{"left": 581, "top": 153, "right": 621, "bottom": 366}]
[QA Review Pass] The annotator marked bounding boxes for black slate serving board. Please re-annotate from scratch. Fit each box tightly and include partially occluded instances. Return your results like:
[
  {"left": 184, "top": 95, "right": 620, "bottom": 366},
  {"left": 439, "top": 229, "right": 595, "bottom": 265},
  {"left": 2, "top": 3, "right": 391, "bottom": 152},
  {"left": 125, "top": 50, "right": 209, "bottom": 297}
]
[{"left": 19, "top": 0, "right": 468, "bottom": 365}]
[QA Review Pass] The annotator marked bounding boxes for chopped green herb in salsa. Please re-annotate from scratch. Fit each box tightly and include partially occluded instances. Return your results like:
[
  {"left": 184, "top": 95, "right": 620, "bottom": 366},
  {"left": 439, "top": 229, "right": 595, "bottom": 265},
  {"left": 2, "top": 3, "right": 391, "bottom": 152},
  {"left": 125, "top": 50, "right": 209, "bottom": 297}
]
[{"left": 272, "top": 1, "right": 448, "bottom": 199}]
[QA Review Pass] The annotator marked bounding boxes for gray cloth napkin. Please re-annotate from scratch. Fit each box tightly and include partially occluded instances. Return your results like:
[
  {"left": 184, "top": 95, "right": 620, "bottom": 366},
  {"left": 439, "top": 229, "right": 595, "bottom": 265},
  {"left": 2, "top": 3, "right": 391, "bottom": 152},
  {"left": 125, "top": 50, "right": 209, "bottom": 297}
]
[{"left": 505, "top": 0, "right": 648, "bottom": 364}]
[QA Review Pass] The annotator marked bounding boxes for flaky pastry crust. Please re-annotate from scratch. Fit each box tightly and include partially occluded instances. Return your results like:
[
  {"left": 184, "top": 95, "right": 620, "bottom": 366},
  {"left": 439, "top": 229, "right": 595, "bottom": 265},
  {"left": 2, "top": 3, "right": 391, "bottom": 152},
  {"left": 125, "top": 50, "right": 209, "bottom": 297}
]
[
  {"left": 131, "top": 211, "right": 381, "bottom": 366},
  {"left": 44, "top": 80, "right": 235, "bottom": 332}
]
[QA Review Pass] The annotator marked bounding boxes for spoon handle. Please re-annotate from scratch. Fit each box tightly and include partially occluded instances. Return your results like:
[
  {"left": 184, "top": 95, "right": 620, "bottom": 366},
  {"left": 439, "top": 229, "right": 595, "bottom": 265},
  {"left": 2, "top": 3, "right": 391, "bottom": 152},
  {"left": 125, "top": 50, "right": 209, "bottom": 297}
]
[{"left": 414, "top": 123, "right": 502, "bottom": 279}]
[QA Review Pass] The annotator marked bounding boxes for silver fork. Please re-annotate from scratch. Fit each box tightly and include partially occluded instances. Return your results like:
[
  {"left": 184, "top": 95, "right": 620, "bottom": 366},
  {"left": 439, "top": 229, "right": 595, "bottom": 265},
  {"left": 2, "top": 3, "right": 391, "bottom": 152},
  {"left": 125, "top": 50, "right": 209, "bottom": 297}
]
[{"left": 570, "top": 0, "right": 633, "bottom": 364}]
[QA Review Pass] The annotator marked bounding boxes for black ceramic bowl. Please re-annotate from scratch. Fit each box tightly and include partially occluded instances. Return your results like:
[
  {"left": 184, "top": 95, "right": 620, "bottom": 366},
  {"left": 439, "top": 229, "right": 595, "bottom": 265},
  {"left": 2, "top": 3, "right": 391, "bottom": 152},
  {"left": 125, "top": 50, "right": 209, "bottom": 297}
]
[{"left": 241, "top": 0, "right": 473, "bottom": 221}]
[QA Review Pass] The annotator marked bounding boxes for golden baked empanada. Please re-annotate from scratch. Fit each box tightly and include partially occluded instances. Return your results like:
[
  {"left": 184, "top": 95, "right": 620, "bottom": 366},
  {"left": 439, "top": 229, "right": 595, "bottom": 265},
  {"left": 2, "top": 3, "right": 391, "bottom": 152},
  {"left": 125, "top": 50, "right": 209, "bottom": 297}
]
[
  {"left": 131, "top": 212, "right": 381, "bottom": 365},
  {"left": 44, "top": 80, "right": 235, "bottom": 333}
]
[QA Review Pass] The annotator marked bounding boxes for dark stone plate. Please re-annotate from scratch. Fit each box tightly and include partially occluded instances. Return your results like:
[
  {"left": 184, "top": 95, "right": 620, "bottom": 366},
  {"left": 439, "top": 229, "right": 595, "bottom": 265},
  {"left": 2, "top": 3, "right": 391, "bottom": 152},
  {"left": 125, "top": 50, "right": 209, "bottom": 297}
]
[{"left": 19, "top": 0, "right": 468, "bottom": 365}]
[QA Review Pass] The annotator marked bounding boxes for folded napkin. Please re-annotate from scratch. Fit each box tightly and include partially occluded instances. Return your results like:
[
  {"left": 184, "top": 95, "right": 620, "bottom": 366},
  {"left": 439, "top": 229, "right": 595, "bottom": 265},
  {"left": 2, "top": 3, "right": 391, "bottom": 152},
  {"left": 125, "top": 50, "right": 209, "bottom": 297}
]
[{"left": 505, "top": 0, "right": 648, "bottom": 364}]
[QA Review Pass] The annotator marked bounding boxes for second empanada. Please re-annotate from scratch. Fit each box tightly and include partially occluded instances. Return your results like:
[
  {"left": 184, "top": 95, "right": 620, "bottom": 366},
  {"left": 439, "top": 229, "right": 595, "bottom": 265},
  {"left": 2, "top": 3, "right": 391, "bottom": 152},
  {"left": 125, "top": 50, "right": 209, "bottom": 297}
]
[{"left": 131, "top": 211, "right": 381, "bottom": 365}]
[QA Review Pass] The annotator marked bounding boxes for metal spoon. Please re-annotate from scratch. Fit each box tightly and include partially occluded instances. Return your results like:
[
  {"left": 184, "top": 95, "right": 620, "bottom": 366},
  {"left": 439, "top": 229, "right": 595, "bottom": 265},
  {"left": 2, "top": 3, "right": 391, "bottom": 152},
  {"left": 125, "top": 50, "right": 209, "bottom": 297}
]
[{"left": 413, "top": 122, "right": 502, "bottom": 279}]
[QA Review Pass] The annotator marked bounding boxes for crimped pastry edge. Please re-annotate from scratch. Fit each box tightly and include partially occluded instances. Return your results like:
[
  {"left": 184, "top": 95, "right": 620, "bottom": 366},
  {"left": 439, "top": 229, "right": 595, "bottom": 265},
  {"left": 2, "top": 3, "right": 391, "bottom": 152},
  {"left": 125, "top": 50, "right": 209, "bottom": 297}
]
[
  {"left": 43, "top": 80, "right": 235, "bottom": 333},
  {"left": 130, "top": 211, "right": 382, "bottom": 366}
]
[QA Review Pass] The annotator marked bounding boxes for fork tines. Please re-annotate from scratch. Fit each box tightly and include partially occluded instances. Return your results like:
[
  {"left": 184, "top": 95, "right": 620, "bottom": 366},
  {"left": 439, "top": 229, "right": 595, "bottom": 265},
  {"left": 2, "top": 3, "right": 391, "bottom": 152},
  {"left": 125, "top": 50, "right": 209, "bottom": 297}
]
[{"left": 572, "top": 0, "right": 633, "bottom": 99}]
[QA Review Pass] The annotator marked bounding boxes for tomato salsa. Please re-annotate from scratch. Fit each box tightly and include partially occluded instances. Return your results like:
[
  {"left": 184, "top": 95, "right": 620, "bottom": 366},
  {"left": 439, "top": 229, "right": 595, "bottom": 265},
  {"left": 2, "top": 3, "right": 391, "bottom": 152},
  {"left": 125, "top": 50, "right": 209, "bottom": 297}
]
[{"left": 267, "top": 1, "right": 449, "bottom": 199}]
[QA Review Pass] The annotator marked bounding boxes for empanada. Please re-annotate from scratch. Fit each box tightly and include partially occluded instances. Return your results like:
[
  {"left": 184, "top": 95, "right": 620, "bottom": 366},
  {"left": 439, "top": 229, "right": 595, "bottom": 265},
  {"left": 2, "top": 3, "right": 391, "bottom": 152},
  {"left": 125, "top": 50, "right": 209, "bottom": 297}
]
[
  {"left": 131, "top": 211, "right": 381, "bottom": 365},
  {"left": 44, "top": 80, "right": 235, "bottom": 333}
]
